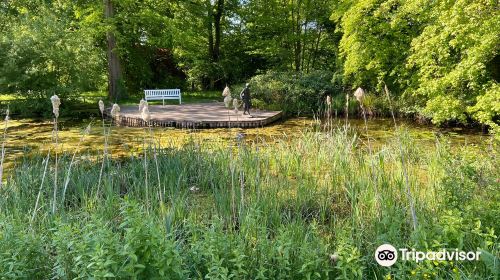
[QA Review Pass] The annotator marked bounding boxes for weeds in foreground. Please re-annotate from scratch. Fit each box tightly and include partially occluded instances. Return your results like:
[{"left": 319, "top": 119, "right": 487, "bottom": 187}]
[{"left": 0, "top": 123, "right": 497, "bottom": 279}]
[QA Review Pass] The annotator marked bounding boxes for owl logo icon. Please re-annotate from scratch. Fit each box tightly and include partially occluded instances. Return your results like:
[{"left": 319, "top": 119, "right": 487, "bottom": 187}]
[{"left": 375, "top": 244, "right": 398, "bottom": 267}]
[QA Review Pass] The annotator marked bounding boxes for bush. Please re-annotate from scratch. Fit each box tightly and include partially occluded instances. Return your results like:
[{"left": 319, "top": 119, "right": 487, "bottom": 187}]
[
  {"left": 249, "top": 71, "right": 337, "bottom": 116},
  {"left": 6, "top": 94, "right": 96, "bottom": 119}
]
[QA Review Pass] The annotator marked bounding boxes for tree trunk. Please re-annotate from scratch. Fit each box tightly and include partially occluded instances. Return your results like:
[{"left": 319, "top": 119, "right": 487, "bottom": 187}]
[
  {"left": 104, "top": 0, "right": 123, "bottom": 101},
  {"left": 293, "top": 0, "right": 302, "bottom": 71},
  {"left": 213, "top": 0, "right": 224, "bottom": 61},
  {"left": 206, "top": 0, "right": 224, "bottom": 89},
  {"left": 309, "top": 27, "right": 323, "bottom": 71},
  {"left": 207, "top": 0, "right": 214, "bottom": 61}
]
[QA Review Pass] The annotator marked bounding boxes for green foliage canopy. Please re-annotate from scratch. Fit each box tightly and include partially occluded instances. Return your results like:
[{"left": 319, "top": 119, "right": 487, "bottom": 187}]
[{"left": 332, "top": 0, "right": 499, "bottom": 130}]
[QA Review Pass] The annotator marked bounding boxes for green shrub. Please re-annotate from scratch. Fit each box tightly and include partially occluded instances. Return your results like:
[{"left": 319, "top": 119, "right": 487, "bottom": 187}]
[
  {"left": 249, "top": 70, "right": 337, "bottom": 116},
  {"left": 0, "top": 220, "right": 51, "bottom": 279}
]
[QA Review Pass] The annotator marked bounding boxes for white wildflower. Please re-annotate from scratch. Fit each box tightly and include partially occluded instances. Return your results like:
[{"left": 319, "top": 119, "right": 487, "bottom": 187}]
[
  {"left": 329, "top": 253, "right": 339, "bottom": 263},
  {"left": 141, "top": 106, "right": 151, "bottom": 123},
  {"left": 110, "top": 103, "right": 120, "bottom": 118},
  {"left": 189, "top": 186, "right": 199, "bottom": 192},
  {"left": 50, "top": 95, "right": 61, "bottom": 118},
  {"left": 98, "top": 100, "right": 104, "bottom": 115}
]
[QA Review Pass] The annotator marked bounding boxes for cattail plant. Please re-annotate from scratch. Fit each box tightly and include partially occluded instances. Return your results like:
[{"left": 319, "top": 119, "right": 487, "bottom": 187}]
[
  {"left": 50, "top": 95, "right": 60, "bottom": 214},
  {"left": 97, "top": 100, "right": 107, "bottom": 194},
  {"left": 324, "top": 96, "right": 332, "bottom": 130},
  {"left": 0, "top": 108, "right": 9, "bottom": 188},
  {"left": 223, "top": 86, "right": 232, "bottom": 108},
  {"left": 325, "top": 95, "right": 332, "bottom": 120},
  {"left": 384, "top": 83, "right": 418, "bottom": 231},
  {"left": 345, "top": 93, "right": 350, "bottom": 126},
  {"left": 142, "top": 105, "right": 151, "bottom": 123},
  {"left": 354, "top": 87, "right": 377, "bottom": 200},
  {"left": 139, "top": 99, "right": 146, "bottom": 112},
  {"left": 354, "top": 88, "right": 373, "bottom": 158},
  {"left": 110, "top": 103, "right": 120, "bottom": 123},
  {"left": 99, "top": 100, "right": 105, "bottom": 116},
  {"left": 223, "top": 86, "right": 233, "bottom": 128}
]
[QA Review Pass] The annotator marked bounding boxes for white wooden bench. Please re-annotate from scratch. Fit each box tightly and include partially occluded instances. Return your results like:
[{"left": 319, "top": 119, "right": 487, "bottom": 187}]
[{"left": 144, "top": 89, "right": 182, "bottom": 105}]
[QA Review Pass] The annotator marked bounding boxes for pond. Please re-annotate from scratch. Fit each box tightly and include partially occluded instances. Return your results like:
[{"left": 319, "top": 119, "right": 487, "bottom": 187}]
[{"left": 1, "top": 116, "right": 490, "bottom": 168}]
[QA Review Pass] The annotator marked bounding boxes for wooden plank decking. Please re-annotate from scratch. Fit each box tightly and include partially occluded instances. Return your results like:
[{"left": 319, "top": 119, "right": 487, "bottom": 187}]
[{"left": 105, "top": 102, "right": 282, "bottom": 128}]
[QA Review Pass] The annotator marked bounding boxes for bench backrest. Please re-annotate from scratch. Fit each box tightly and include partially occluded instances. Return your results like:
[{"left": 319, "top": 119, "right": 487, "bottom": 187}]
[
  {"left": 144, "top": 89, "right": 180, "bottom": 98},
  {"left": 144, "top": 89, "right": 182, "bottom": 104}
]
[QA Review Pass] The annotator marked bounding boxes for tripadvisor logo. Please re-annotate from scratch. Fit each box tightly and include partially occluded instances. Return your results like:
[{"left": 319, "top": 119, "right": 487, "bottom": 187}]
[
  {"left": 375, "top": 244, "right": 398, "bottom": 267},
  {"left": 375, "top": 244, "right": 481, "bottom": 267}
]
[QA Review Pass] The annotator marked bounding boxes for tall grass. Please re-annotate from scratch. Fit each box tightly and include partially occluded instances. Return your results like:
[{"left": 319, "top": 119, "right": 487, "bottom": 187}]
[
  {"left": 0, "top": 108, "right": 9, "bottom": 188},
  {"left": 384, "top": 84, "right": 418, "bottom": 231},
  {"left": 0, "top": 118, "right": 498, "bottom": 279}
]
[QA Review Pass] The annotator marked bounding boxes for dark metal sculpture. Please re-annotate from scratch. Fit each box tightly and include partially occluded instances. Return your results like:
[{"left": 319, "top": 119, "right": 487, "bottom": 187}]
[{"left": 240, "top": 83, "right": 252, "bottom": 117}]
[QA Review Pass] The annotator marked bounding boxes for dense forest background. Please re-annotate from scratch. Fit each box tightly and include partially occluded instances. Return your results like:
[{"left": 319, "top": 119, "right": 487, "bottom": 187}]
[{"left": 0, "top": 0, "right": 498, "bottom": 132}]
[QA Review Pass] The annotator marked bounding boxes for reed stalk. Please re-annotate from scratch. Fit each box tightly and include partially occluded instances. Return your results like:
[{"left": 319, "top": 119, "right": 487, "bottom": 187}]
[
  {"left": 149, "top": 127, "right": 163, "bottom": 204},
  {"left": 30, "top": 150, "right": 50, "bottom": 226},
  {"left": 345, "top": 93, "right": 349, "bottom": 127},
  {"left": 0, "top": 108, "right": 9, "bottom": 188},
  {"left": 237, "top": 134, "right": 245, "bottom": 215},
  {"left": 97, "top": 100, "right": 107, "bottom": 196},
  {"left": 354, "top": 88, "right": 376, "bottom": 183},
  {"left": 384, "top": 83, "right": 418, "bottom": 231},
  {"left": 142, "top": 105, "right": 156, "bottom": 209},
  {"left": 143, "top": 136, "right": 149, "bottom": 209},
  {"left": 230, "top": 140, "right": 237, "bottom": 227},
  {"left": 50, "top": 95, "right": 60, "bottom": 214},
  {"left": 61, "top": 124, "right": 91, "bottom": 206}
]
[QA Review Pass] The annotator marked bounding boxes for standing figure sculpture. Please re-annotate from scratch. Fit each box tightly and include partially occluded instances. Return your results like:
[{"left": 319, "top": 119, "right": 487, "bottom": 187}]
[{"left": 240, "top": 83, "right": 252, "bottom": 117}]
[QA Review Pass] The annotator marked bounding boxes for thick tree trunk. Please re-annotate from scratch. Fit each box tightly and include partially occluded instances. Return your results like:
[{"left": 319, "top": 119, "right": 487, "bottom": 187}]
[
  {"left": 104, "top": 0, "right": 123, "bottom": 101},
  {"left": 213, "top": 0, "right": 224, "bottom": 61}
]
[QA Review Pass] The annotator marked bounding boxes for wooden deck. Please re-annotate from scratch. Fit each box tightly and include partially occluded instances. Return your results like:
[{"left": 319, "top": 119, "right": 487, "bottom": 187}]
[{"left": 106, "top": 102, "right": 283, "bottom": 128}]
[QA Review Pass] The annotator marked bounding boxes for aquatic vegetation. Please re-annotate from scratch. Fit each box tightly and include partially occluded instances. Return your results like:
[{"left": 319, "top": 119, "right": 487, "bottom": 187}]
[{"left": 0, "top": 115, "right": 497, "bottom": 278}]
